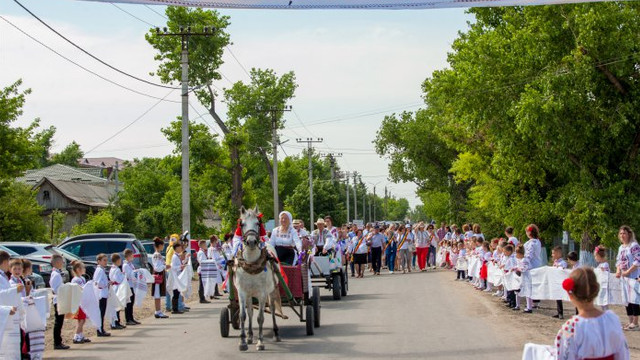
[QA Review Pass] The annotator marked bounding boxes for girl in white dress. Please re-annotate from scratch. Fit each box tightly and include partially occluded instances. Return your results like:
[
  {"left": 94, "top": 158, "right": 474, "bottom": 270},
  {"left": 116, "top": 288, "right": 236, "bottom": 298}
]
[{"left": 522, "top": 267, "right": 629, "bottom": 360}]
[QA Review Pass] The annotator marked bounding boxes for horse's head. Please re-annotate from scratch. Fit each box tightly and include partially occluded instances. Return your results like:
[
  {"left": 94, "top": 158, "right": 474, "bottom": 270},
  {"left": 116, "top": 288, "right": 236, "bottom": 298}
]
[{"left": 240, "top": 206, "right": 261, "bottom": 249}]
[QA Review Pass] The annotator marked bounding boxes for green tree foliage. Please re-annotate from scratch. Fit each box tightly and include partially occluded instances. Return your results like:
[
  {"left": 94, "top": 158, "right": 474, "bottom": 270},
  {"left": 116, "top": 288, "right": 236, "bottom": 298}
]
[
  {"left": 71, "top": 211, "right": 123, "bottom": 236},
  {"left": 0, "top": 182, "right": 47, "bottom": 242},
  {"left": 376, "top": 3, "right": 640, "bottom": 246},
  {"left": 50, "top": 141, "right": 83, "bottom": 167}
]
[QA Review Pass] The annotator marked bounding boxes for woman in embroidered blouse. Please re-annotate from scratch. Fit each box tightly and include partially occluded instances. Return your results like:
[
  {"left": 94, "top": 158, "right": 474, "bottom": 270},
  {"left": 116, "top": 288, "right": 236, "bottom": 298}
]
[
  {"left": 268, "top": 211, "right": 301, "bottom": 265},
  {"left": 616, "top": 225, "right": 640, "bottom": 331}
]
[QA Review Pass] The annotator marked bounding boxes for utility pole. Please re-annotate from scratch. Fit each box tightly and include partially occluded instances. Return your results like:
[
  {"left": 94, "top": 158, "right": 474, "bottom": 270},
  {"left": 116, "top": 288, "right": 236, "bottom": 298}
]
[
  {"left": 114, "top": 161, "right": 119, "bottom": 202},
  {"left": 345, "top": 171, "right": 350, "bottom": 222},
  {"left": 360, "top": 175, "right": 365, "bottom": 223},
  {"left": 296, "top": 137, "right": 323, "bottom": 232},
  {"left": 373, "top": 185, "right": 376, "bottom": 222},
  {"left": 385, "top": 186, "right": 388, "bottom": 220},
  {"left": 353, "top": 172, "right": 358, "bottom": 221},
  {"left": 322, "top": 153, "right": 343, "bottom": 182},
  {"left": 157, "top": 26, "right": 215, "bottom": 246},
  {"left": 258, "top": 105, "right": 292, "bottom": 226}
]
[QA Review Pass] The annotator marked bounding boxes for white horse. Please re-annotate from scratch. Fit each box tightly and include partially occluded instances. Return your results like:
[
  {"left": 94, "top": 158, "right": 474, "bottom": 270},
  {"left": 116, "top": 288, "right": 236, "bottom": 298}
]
[{"left": 234, "top": 206, "right": 282, "bottom": 351}]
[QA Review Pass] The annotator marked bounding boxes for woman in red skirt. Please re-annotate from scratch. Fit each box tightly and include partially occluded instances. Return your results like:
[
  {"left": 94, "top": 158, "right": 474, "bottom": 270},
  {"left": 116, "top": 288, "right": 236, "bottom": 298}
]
[{"left": 70, "top": 261, "right": 92, "bottom": 344}]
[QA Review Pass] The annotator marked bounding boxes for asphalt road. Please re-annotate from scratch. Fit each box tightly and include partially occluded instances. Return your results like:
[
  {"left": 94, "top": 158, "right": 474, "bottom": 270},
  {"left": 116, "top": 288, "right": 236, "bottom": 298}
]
[{"left": 45, "top": 269, "right": 524, "bottom": 359}]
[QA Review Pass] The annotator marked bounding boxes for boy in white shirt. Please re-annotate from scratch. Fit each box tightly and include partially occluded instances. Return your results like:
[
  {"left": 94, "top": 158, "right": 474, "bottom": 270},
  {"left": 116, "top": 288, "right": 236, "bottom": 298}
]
[
  {"left": 197, "top": 240, "right": 210, "bottom": 304},
  {"left": 93, "top": 253, "right": 111, "bottom": 337},
  {"left": 0, "top": 251, "right": 22, "bottom": 359},
  {"left": 50, "top": 254, "right": 69, "bottom": 350},
  {"left": 171, "top": 242, "right": 186, "bottom": 314},
  {"left": 109, "top": 253, "right": 126, "bottom": 330},
  {"left": 123, "top": 249, "right": 140, "bottom": 326}
]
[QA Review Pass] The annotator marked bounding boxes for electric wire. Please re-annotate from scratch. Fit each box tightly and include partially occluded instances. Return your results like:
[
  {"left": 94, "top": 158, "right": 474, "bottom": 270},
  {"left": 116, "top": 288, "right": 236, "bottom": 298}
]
[
  {"left": 12, "top": 0, "right": 180, "bottom": 90},
  {"left": 85, "top": 89, "right": 176, "bottom": 155},
  {"left": 0, "top": 15, "right": 180, "bottom": 103},
  {"left": 110, "top": 3, "right": 156, "bottom": 27}
]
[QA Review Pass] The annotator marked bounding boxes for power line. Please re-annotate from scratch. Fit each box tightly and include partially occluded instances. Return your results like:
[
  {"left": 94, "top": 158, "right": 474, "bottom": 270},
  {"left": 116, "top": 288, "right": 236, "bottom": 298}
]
[
  {"left": 226, "top": 46, "right": 251, "bottom": 79},
  {"left": 110, "top": 3, "right": 156, "bottom": 27},
  {"left": 0, "top": 15, "right": 180, "bottom": 103},
  {"left": 12, "top": 0, "right": 179, "bottom": 90},
  {"left": 85, "top": 89, "right": 176, "bottom": 155},
  {"left": 144, "top": 4, "right": 168, "bottom": 20}
]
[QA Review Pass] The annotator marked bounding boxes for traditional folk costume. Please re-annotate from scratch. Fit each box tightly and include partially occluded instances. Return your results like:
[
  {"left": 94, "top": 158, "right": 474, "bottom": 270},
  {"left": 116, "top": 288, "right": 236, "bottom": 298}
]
[
  {"left": 109, "top": 265, "right": 125, "bottom": 328},
  {"left": 50, "top": 268, "right": 66, "bottom": 348},
  {"left": 123, "top": 259, "right": 137, "bottom": 324},
  {"left": 522, "top": 238, "right": 543, "bottom": 312},
  {"left": 397, "top": 230, "right": 414, "bottom": 272},
  {"left": 70, "top": 276, "right": 90, "bottom": 343},
  {"left": 616, "top": 242, "right": 640, "bottom": 318},
  {"left": 553, "top": 259, "right": 568, "bottom": 318},
  {"left": 456, "top": 249, "right": 467, "bottom": 280},
  {"left": 522, "top": 310, "right": 629, "bottom": 360},
  {"left": 384, "top": 234, "right": 397, "bottom": 273},
  {"left": 93, "top": 264, "right": 109, "bottom": 334},
  {"left": 0, "top": 269, "right": 21, "bottom": 359},
  {"left": 311, "top": 227, "right": 333, "bottom": 257},
  {"left": 503, "top": 254, "right": 519, "bottom": 309},
  {"left": 151, "top": 251, "right": 168, "bottom": 318},
  {"left": 169, "top": 252, "right": 182, "bottom": 313},
  {"left": 269, "top": 224, "right": 302, "bottom": 266}
]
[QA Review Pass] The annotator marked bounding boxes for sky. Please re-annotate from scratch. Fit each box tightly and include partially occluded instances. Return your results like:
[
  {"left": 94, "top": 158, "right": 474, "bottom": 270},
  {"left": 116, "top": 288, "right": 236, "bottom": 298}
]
[{"left": 0, "top": 0, "right": 473, "bottom": 209}]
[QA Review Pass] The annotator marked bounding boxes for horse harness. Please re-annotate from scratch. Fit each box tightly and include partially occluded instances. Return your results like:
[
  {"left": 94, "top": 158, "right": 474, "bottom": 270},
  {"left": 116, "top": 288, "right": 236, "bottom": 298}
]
[{"left": 235, "top": 247, "right": 277, "bottom": 275}]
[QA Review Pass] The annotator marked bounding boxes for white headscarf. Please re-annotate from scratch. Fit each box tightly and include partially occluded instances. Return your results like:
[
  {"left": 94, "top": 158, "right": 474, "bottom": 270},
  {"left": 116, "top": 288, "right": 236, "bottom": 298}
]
[{"left": 279, "top": 211, "right": 293, "bottom": 231}]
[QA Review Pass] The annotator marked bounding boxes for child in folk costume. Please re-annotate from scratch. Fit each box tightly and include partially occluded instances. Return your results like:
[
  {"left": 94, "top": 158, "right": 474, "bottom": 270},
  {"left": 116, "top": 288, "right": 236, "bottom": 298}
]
[
  {"left": 450, "top": 243, "right": 459, "bottom": 273},
  {"left": 505, "top": 226, "right": 519, "bottom": 247},
  {"left": 515, "top": 244, "right": 533, "bottom": 313},
  {"left": 109, "top": 253, "right": 126, "bottom": 330},
  {"left": 522, "top": 267, "right": 630, "bottom": 360},
  {"left": 122, "top": 249, "right": 140, "bottom": 325},
  {"left": 481, "top": 241, "right": 494, "bottom": 292},
  {"left": 472, "top": 237, "right": 485, "bottom": 288},
  {"left": 493, "top": 239, "right": 507, "bottom": 297},
  {"left": 70, "top": 261, "right": 92, "bottom": 344},
  {"left": 170, "top": 242, "right": 186, "bottom": 314},
  {"left": 9, "top": 258, "right": 30, "bottom": 357},
  {"left": 551, "top": 246, "right": 568, "bottom": 320},
  {"left": 206, "top": 235, "right": 223, "bottom": 299},
  {"left": 502, "top": 245, "right": 519, "bottom": 309},
  {"left": 49, "top": 254, "right": 69, "bottom": 350},
  {"left": 0, "top": 251, "right": 23, "bottom": 359},
  {"left": 594, "top": 246, "right": 610, "bottom": 311},
  {"left": 456, "top": 241, "right": 468, "bottom": 280},
  {"left": 93, "top": 253, "right": 111, "bottom": 336},
  {"left": 522, "top": 224, "right": 544, "bottom": 313},
  {"left": 196, "top": 240, "right": 211, "bottom": 304},
  {"left": 151, "top": 237, "right": 169, "bottom": 319}
]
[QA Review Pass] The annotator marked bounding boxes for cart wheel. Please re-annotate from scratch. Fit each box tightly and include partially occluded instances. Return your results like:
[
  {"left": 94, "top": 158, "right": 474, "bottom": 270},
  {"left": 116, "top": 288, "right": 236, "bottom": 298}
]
[
  {"left": 312, "top": 287, "right": 321, "bottom": 328},
  {"left": 305, "top": 305, "right": 314, "bottom": 336},
  {"left": 220, "top": 308, "right": 230, "bottom": 338},
  {"left": 231, "top": 307, "right": 240, "bottom": 330},
  {"left": 340, "top": 272, "right": 348, "bottom": 297},
  {"left": 332, "top": 275, "right": 341, "bottom": 300}
]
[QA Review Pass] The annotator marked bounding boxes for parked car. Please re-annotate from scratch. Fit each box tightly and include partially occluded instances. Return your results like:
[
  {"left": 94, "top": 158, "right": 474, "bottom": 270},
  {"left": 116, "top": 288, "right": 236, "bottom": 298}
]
[
  {"left": 59, "top": 233, "right": 149, "bottom": 270},
  {"left": 0, "top": 245, "right": 57, "bottom": 286},
  {"left": 2, "top": 242, "right": 82, "bottom": 281},
  {"left": 47, "top": 245, "right": 97, "bottom": 280},
  {"left": 28, "top": 272, "right": 46, "bottom": 290}
]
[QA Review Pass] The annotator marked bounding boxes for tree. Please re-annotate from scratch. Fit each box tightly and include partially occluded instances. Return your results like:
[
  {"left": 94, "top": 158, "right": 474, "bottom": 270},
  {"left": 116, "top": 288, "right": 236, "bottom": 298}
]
[
  {"left": 377, "top": 3, "right": 640, "bottom": 245},
  {"left": 71, "top": 211, "right": 122, "bottom": 236},
  {"left": 50, "top": 141, "right": 83, "bottom": 167},
  {"left": 0, "top": 181, "right": 47, "bottom": 242}
]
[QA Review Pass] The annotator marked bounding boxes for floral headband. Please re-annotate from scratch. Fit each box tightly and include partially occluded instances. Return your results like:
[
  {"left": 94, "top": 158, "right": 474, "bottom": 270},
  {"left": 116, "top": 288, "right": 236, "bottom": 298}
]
[
  {"left": 527, "top": 226, "right": 534, "bottom": 232},
  {"left": 593, "top": 245, "right": 604, "bottom": 255}
]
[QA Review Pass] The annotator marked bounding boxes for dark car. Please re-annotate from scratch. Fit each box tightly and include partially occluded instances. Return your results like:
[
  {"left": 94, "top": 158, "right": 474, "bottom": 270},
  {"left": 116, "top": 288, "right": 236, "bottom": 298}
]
[
  {"left": 46, "top": 245, "right": 97, "bottom": 280},
  {"left": 0, "top": 244, "right": 59, "bottom": 286},
  {"left": 59, "top": 233, "right": 149, "bottom": 270}
]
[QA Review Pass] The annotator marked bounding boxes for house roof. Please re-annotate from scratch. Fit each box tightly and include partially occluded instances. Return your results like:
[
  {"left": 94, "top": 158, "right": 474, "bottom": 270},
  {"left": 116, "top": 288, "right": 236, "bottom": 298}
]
[
  {"left": 78, "top": 157, "right": 125, "bottom": 169},
  {"left": 36, "top": 178, "right": 114, "bottom": 208},
  {"left": 17, "top": 164, "right": 108, "bottom": 185}
]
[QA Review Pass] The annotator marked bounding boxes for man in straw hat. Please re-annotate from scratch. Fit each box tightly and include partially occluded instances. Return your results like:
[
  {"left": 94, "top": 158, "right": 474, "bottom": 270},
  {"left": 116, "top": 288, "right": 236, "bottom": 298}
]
[{"left": 311, "top": 218, "right": 334, "bottom": 256}]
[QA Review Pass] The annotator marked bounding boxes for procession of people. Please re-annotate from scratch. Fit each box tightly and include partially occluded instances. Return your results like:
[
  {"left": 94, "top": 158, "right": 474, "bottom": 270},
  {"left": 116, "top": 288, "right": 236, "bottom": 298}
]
[{"left": 0, "top": 212, "right": 636, "bottom": 359}]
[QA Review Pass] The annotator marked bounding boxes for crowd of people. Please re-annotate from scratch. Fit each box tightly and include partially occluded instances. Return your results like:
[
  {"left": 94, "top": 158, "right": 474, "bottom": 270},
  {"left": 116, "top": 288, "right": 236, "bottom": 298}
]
[{"left": 0, "top": 212, "right": 637, "bottom": 359}]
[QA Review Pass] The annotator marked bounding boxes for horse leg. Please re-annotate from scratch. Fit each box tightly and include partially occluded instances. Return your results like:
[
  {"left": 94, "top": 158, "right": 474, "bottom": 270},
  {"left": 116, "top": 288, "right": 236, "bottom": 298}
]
[
  {"left": 247, "top": 298, "right": 254, "bottom": 345},
  {"left": 238, "top": 294, "right": 248, "bottom": 351},
  {"left": 270, "top": 293, "right": 281, "bottom": 342},
  {"left": 256, "top": 299, "right": 265, "bottom": 351}
]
